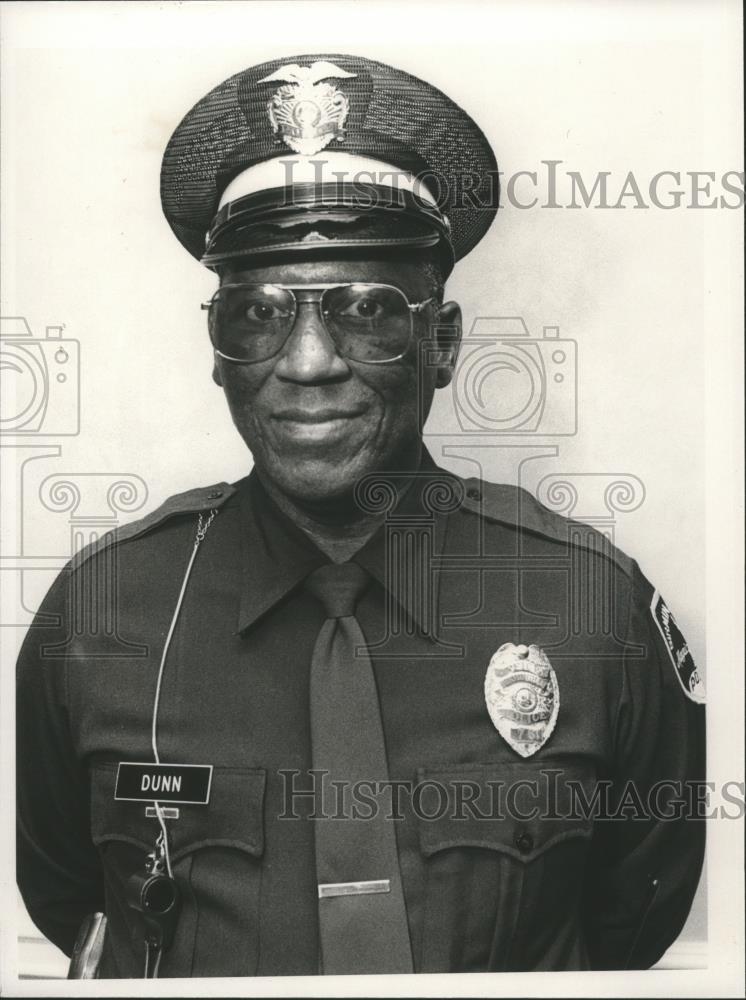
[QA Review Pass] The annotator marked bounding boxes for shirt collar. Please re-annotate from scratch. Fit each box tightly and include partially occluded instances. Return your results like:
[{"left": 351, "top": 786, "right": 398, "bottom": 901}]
[
  {"left": 352, "top": 450, "right": 455, "bottom": 637},
  {"left": 236, "top": 449, "right": 459, "bottom": 637},
  {"left": 236, "top": 472, "right": 327, "bottom": 634}
]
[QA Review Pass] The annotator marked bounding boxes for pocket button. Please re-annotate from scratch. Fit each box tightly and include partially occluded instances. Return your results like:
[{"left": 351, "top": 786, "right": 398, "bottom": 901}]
[{"left": 515, "top": 831, "right": 534, "bottom": 854}]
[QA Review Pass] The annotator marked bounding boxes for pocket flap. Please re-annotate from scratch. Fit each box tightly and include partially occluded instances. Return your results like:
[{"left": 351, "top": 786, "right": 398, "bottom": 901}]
[
  {"left": 415, "top": 760, "right": 593, "bottom": 863},
  {"left": 90, "top": 763, "right": 266, "bottom": 860}
]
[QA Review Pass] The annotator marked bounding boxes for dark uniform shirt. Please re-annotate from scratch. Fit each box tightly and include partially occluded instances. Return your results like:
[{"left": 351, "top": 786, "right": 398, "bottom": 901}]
[{"left": 16, "top": 455, "right": 705, "bottom": 976}]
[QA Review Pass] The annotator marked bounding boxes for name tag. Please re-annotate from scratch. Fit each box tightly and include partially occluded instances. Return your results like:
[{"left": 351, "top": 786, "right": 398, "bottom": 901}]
[{"left": 115, "top": 762, "right": 213, "bottom": 804}]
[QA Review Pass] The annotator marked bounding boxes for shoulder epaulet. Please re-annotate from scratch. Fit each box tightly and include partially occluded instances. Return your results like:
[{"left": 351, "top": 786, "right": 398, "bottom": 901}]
[
  {"left": 68, "top": 481, "right": 237, "bottom": 574},
  {"left": 460, "top": 477, "right": 636, "bottom": 580}
]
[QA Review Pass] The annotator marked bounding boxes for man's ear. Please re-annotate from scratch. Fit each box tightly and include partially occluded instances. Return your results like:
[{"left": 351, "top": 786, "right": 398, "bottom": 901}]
[
  {"left": 207, "top": 293, "right": 223, "bottom": 386},
  {"left": 209, "top": 272, "right": 225, "bottom": 387},
  {"left": 433, "top": 300, "right": 462, "bottom": 388}
]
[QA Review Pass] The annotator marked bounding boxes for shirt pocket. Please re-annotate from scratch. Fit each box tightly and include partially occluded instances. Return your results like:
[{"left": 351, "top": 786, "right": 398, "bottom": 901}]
[
  {"left": 414, "top": 759, "right": 594, "bottom": 972},
  {"left": 89, "top": 762, "right": 265, "bottom": 978}
]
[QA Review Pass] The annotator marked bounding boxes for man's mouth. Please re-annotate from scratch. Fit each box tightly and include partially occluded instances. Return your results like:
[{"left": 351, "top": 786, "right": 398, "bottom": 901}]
[
  {"left": 271, "top": 406, "right": 369, "bottom": 442},
  {"left": 273, "top": 407, "right": 367, "bottom": 424}
]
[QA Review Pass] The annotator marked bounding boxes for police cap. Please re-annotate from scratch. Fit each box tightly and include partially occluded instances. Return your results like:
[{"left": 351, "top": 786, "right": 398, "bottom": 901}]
[{"left": 161, "top": 53, "right": 499, "bottom": 276}]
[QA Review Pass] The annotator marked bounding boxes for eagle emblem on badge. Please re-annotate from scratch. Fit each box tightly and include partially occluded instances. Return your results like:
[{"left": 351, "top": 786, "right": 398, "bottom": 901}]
[
  {"left": 258, "top": 61, "right": 356, "bottom": 156},
  {"left": 484, "top": 643, "right": 560, "bottom": 757}
]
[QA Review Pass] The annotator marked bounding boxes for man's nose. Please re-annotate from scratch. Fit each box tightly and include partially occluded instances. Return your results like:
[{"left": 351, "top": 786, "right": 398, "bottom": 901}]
[{"left": 273, "top": 300, "right": 350, "bottom": 383}]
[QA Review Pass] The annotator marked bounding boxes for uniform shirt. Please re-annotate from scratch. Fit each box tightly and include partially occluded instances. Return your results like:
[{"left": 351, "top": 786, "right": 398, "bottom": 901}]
[{"left": 16, "top": 455, "right": 705, "bottom": 977}]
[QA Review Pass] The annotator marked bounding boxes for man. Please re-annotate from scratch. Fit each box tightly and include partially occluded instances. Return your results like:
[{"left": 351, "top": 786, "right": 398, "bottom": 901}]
[{"left": 17, "top": 53, "right": 705, "bottom": 978}]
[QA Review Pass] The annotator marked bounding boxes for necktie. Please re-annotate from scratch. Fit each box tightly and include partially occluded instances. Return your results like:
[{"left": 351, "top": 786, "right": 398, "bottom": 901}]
[{"left": 304, "top": 562, "right": 414, "bottom": 975}]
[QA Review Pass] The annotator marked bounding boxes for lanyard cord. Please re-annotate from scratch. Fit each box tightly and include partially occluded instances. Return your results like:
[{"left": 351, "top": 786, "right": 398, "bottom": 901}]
[{"left": 150, "top": 509, "right": 218, "bottom": 878}]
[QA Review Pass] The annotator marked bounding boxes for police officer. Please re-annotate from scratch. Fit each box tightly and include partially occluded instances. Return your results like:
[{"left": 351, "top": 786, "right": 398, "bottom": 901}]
[{"left": 17, "top": 53, "right": 705, "bottom": 978}]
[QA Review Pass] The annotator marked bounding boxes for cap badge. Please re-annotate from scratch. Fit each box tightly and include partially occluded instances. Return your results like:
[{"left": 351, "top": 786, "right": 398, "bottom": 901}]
[
  {"left": 258, "top": 61, "right": 356, "bottom": 156},
  {"left": 484, "top": 643, "right": 560, "bottom": 758}
]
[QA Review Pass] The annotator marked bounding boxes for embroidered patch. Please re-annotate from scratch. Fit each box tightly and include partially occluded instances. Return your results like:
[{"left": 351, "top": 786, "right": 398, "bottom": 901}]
[{"left": 650, "top": 591, "right": 705, "bottom": 704}]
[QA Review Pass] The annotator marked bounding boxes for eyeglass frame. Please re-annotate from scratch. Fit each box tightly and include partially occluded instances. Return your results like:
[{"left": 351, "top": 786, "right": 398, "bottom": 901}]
[{"left": 200, "top": 282, "right": 436, "bottom": 365}]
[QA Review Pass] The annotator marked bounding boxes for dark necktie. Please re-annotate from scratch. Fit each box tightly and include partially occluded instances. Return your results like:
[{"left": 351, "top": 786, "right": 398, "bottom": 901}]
[{"left": 304, "top": 562, "right": 414, "bottom": 975}]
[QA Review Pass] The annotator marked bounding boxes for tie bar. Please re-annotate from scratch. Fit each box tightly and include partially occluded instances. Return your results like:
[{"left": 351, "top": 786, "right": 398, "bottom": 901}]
[{"left": 318, "top": 879, "right": 391, "bottom": 899}]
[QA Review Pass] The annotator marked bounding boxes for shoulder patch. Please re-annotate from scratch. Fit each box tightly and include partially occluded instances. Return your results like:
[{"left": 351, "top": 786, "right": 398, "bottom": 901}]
[
  {"left": 461, "top": 477, "right": 635, "bottom": 579},
  {"left": 650, "top": 590, "right": 705, "bottom": 704}
]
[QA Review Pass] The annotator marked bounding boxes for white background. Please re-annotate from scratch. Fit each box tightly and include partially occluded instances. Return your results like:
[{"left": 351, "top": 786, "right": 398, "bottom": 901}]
[{"left": 1, "top": 0, "right": 743, "bottom": 995}]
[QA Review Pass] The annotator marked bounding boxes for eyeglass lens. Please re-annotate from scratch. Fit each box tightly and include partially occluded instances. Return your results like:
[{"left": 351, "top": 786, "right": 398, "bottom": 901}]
[{"left": 209, "top": 284, "right": 414, "bottom": 363}]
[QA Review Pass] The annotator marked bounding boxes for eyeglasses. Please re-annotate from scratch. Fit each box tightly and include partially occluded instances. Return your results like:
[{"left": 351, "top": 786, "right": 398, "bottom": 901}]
[{"left": 201, "top": 283, "right": 434, "bottom": 365}]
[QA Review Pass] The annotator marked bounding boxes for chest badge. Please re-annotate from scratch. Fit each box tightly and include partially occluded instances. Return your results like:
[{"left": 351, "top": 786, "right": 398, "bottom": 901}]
[
  {"left": 258, "top": 61, "right": 356, "bottom": 156},
  {"left": 484, "top": 643, "right": 560, "bottom": 757}
]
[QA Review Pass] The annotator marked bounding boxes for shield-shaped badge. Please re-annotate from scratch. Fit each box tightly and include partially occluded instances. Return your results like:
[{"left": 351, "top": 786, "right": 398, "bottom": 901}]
[
  {"left": 258, "top": 61, "right": 356, "bottom": 156},
  {"left": 484, "top": 643, "right": 560, "bottom": 757}
]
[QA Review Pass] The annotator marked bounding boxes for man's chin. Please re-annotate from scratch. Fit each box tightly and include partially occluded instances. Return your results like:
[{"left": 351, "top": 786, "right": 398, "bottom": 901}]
[{"left": 259, "top": 451, "right": 376, "bottom": 507}]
